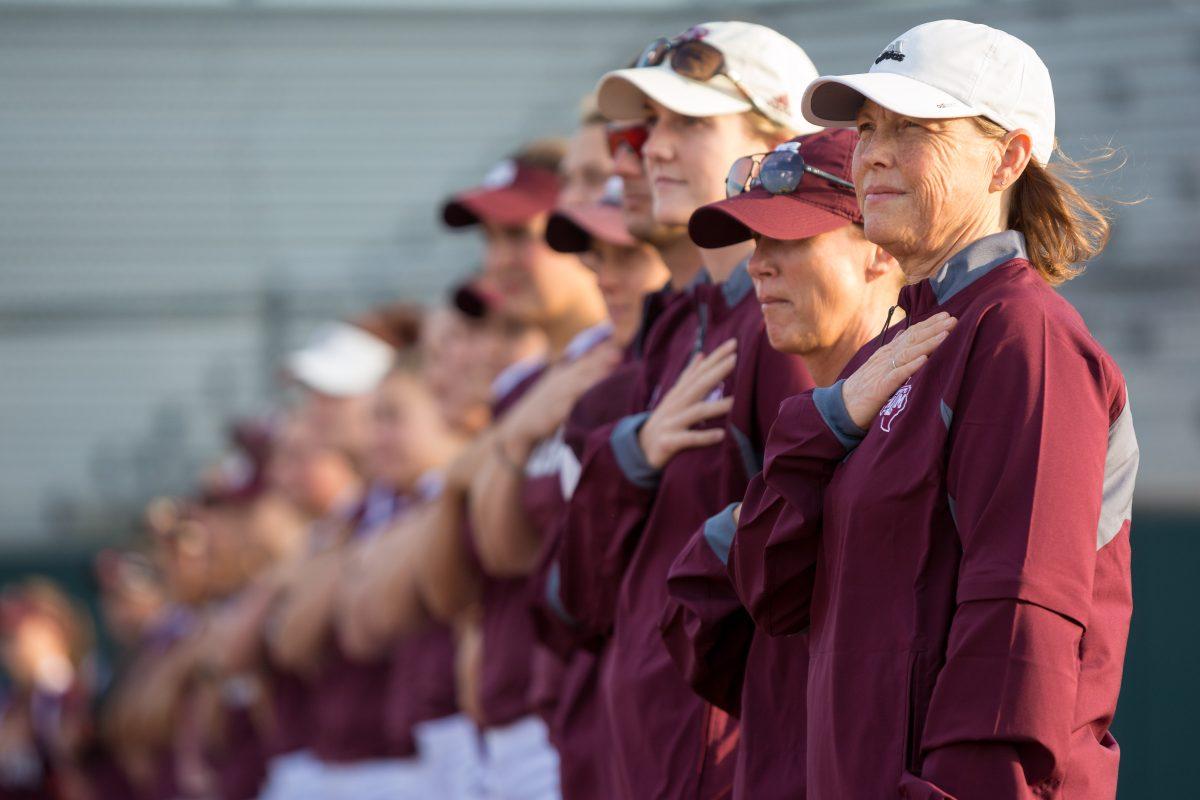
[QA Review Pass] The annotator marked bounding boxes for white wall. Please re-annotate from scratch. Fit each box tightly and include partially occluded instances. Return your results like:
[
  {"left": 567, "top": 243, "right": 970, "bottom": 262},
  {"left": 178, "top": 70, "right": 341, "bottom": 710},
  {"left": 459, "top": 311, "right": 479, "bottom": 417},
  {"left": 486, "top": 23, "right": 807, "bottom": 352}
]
[{"left": 0, "top": 0, "right": 1196, "bottom": 541}]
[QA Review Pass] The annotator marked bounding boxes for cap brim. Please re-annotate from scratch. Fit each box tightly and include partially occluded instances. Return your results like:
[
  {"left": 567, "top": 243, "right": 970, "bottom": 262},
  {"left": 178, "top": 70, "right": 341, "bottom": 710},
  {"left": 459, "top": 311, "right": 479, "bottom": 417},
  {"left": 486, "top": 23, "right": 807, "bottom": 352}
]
[
  {"left": 689, "top": 189, "right": 854, "bottom": 249},
  {"left": 802, "top": 72, "right": 981, "bottom": 127},
  {"left": 286, "top": 350, "right": 390, "bottom": 397},
  {"left": 285, "top": 324, "right": 395, "bottom": 397},
  {"left": 452, "top": 284, "right": 493, "bottom": 319},
  {"left": 442, "top": 186, "right": 553, "bottom": 229},
  {"left": 597, "top": 66, "right": 751, "bottom": 121},
  {"left": 546, "top": 205, "right": 635, "bottom": 253}
]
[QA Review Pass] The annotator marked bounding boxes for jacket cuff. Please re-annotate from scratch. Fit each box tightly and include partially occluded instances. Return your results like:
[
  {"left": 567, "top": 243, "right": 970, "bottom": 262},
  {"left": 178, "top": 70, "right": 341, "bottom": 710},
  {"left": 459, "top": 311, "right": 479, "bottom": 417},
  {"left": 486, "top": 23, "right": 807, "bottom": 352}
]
[
  {"left": 544, "top": 562, "right": 578, "bottom": 628},
  {"left": 702, "top": 503, "right": 740, "bottom": 566},
  {"left": 610, "top": 411, "right": 661, "bottom": 489},
  {"left": 813, "top": 379, "right": 868, "bottom": 451}
]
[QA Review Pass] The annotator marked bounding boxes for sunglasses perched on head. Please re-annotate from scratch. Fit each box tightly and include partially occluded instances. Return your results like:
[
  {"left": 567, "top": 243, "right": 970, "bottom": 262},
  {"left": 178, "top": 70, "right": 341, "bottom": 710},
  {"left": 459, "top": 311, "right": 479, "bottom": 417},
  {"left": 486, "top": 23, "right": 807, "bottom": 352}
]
[
  {"left": 636, "top": 35, "right": 790, "bottom": 128},
  {"left": 607, "top": 122, "right": 649, "bottom": 158},
  {"left": 725, "top": 144, "right": 855, "bottom": 198}
]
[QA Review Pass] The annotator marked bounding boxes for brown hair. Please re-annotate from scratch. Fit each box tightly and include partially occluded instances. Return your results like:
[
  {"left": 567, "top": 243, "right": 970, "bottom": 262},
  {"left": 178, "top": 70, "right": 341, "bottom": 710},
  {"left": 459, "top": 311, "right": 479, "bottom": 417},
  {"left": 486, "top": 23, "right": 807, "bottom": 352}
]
[
  {"left": 353, "top": 302, "right": 424, "bottom": 350},
  {"left": 972, "top": 117, "right": 1120, "bottom": 285},
  {"left": 513, "top": 137, "right": 569, "bottom": 174}
]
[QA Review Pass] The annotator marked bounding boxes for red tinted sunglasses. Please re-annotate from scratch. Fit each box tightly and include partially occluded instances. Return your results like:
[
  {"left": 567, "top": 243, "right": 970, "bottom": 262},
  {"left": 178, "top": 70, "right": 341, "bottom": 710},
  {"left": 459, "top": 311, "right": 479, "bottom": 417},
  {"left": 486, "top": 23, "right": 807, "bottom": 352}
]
[{"left": 607, "top": 122, "right": 649, "bottom": 158}]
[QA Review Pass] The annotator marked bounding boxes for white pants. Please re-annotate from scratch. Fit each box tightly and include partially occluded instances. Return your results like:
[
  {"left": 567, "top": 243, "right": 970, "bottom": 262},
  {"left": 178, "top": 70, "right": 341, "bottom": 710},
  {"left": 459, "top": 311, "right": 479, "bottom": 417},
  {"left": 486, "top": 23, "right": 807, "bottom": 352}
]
[
  {"left": 297, "top": 755, "right": 426, "bottom": 800},
  {"left": 481, "top": 715, "right": 561, "bottom": 800},
  {"left": 258, "top": 750, "right": 322, "bottom": 800},
  {"left": 415, "top": 712, "right": 485, "bottom": 800}
]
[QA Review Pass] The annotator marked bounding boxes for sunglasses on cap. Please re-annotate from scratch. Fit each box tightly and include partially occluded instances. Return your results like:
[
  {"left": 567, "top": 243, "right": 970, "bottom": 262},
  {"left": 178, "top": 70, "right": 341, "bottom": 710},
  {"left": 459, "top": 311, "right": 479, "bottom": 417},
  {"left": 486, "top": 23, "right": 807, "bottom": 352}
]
[
  {"left": 607, "top": 122, "right": 649, "bottom": 159},
  {"left": 725, "top": 143, "right": 855, "bottom": 199},
  {"left": 636, "top": 35, "right": 790, "bottom": 128}
]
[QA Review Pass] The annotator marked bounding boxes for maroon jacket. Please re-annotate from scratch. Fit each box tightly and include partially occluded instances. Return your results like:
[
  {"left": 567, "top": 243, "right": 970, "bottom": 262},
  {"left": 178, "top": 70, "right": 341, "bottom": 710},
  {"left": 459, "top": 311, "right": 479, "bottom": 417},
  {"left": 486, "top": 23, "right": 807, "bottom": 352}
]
[
  {"left": 730, "top": 232, "right": 1138, "bottom": 799},
  {"left": 560, "top": 265, "right": 814, "bottom": 799},
  {"left": 529, "top": 286, "right": 678, "bottom": 800},
  {"left": 381, "top": 477, "right": 461, "bottom": 755},
  {"left": 530, "top": 360, "right": 645, "bottom": 800},
  {"left": 311, "top": 486, "right": 419, "bottom": 763},
  {"left": 662, "top": 506, "right": 807, "bottom": 800},
  {"left": 384, "top": 620, "right": 458, "bottom": 753},
  {"left": 310, "top": 646, "right": 403, "bottom": 762},
  {"left": 261, "top": 660, "right": 311, "bottom": 758},
  {"left": 208, "top": 697, "right": 267, "bottom": 800},
  {"left": 557, "top": 279, "right": 706, "bottom": 642},
  {"left": 467, "top": 359, "right": 548, "bottom": 729}
]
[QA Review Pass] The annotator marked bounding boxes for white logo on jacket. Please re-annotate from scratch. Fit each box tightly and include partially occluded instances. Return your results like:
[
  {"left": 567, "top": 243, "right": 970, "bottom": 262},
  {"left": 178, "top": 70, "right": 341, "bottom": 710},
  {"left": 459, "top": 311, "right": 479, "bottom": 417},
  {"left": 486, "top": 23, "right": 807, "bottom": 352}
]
[
  {"left": 526, "top": 426, "right": 572, "bottom": 479},
  {"left": 879, "top": 383, "right": 912, "bottom": 432}
]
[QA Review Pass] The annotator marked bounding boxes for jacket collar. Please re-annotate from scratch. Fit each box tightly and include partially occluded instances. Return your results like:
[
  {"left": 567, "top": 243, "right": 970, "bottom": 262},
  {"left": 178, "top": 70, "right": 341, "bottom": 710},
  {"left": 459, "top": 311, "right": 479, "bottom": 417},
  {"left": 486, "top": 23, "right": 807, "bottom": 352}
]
[
  {"left": 719, "top": 258, "right": 755, "bottom": 308},
  {"left": 899, "top": 230, "right": 1027, "bottom": 316}
]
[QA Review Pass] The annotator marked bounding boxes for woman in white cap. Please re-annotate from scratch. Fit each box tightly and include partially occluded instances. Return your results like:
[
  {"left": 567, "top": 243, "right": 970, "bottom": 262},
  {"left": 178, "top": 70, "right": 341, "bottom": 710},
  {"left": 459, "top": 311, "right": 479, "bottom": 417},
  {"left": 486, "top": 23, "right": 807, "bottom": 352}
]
[
  {"left": 729, "top": 19, "right": 1137, "bottom": 799},
  {"left": 556, "top": 20, "right": 819, "bottom": 799}
]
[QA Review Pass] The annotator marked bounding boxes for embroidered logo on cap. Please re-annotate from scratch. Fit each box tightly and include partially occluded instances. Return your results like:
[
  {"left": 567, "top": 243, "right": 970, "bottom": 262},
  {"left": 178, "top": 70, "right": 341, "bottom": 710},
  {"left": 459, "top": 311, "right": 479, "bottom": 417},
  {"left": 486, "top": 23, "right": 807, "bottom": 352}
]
[
  {"left": 481, "top": 159, "right": 517, "bottom": 189},
  {"left": 874, "top": 41, "right": 905, "bottom": 65},
  {"left": 879, "top": 382, "right": 911, "bottom": 432}
]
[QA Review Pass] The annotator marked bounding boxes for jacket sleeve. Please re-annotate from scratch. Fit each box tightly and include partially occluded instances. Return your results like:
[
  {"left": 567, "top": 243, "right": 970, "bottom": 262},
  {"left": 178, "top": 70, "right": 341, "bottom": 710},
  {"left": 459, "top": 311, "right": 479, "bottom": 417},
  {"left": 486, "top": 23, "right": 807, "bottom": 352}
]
[
  {"left": 903, "top": 309, "right": 1136, "bottom": 798},
  {"left": 729, "top": 386, "right": 858, "bottom": 636},
  {"left": 661, "top": 504, "right": 754, "bottom": 716},
  {"left": 659, "top": 330, "right": 814, "bottom": 711},
  {"left": 536, "top": 364, "right": 646, "bottom": 653},
  {"left": 530, "top": 514, "right": 603, "bottom": 658},
  {"left": 553, "top": 417, "right": 660, "bottom": 642},
  {"left": 724, "top": 328, "right": 816, "bottom": 488}
]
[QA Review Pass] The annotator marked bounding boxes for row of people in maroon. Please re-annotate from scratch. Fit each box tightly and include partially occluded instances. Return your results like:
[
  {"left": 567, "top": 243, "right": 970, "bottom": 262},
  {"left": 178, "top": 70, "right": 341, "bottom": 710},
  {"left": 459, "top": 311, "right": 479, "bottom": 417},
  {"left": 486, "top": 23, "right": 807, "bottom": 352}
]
[
  {"left": 527, "top": 301, "right": 674, "bottom": 800},
  {"left": 559, "top": 264, "right": 814, "bottom": 798}
]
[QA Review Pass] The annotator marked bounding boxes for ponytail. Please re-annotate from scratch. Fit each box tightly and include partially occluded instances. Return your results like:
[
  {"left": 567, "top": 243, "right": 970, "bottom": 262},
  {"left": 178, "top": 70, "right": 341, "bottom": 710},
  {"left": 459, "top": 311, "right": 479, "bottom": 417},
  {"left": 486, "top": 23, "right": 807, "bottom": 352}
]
[{"left": 973, "top": 117, "right": 1120, "bottom": 285}]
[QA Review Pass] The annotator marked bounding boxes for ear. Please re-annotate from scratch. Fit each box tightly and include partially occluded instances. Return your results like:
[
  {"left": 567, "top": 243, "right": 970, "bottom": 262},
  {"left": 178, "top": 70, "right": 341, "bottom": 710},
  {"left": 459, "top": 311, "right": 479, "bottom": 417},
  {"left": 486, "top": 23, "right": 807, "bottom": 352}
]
[
  {"left": 992, "top": 129, "right": 1034, "bottom": 193},
  {"left": 863, "top": 242, "right": 900, "bottom": 283}
]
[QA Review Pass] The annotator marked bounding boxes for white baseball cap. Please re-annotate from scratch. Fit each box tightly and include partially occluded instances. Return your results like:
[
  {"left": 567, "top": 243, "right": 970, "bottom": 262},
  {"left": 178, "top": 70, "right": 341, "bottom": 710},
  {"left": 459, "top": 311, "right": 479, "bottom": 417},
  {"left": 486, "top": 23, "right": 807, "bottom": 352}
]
[
  {"left": 285, "top": 322, "right": 395, "bottom": 398},
  {"left": 802, "top": 19, "right": 1056, "bottom": 164},
  {"left": 597, "top": 21, "right": 822, "bottom": 135}
]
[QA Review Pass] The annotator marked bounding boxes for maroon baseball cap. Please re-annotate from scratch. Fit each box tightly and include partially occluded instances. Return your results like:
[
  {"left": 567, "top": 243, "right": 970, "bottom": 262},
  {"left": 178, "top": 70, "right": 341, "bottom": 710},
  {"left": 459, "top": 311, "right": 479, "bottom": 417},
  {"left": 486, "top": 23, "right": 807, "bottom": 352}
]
[
  {"left": 688, "top": 128, "right": 861, "bottom": 249},
  {"left": 451, "top": 278, "right": 499, "bottom": 320},
  {"left": 198, "top": 418, "right": 275, "bottom": 506},
  {"left": 545, "top": 176, "right": 636, "bottom": 253},
  {"left": 442, "top": 158, "right": 562, "bottom": 228}
]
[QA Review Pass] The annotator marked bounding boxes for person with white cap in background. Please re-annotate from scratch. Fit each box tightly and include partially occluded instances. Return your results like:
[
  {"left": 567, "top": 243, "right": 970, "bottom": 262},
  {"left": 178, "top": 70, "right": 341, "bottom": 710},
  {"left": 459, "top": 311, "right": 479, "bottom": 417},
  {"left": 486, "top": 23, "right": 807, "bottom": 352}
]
[
  {"left": 314, "top": 288, "right": 548, "bottom": 800},
  {"left": 283, "top": 313, "right": 403, "bottom": 476},
  {"left": 728, "top": 19, "right": 1136, "bottom": 799},
  {"left": 265, "top": 306, "right": 431, "bottom": 799},
  {"left": 552, "top": 21, "right": 818, "bottom": 798}
]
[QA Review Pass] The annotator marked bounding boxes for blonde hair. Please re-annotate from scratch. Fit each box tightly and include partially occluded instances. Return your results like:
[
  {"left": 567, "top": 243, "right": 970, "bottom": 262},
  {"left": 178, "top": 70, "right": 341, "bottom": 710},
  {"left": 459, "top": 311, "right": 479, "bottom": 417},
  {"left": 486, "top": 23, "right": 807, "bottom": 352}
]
[
  {"left": 742, "top": 109, "right": 795, "bottom": 147},
  {"left": 972, "top": 117, "right": 1120, "bottom": 285},
  {"left": 578, "top": 93, "right": 607, "bottom": 127}
]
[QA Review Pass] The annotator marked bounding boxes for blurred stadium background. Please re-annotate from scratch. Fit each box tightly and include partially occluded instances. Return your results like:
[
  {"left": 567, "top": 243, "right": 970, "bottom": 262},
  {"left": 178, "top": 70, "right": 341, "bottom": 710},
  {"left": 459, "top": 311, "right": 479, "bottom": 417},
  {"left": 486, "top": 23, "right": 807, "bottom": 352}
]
[{"left": 0, "top": 0, "right": 1196, "bottom": 795}]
